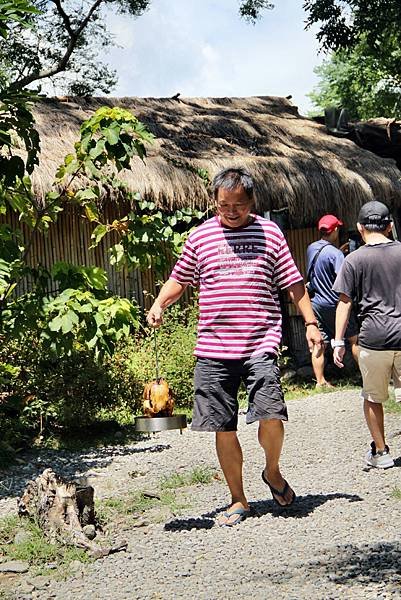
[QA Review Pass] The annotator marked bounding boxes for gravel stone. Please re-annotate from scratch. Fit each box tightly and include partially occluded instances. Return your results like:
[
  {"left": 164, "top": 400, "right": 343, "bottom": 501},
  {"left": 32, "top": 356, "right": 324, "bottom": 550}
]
[
  {"left": 0, "top": 560, "right": 30, "bottom": 573},
  {"left": 1, "top": 390, "right": 401, "bottom": 598}
]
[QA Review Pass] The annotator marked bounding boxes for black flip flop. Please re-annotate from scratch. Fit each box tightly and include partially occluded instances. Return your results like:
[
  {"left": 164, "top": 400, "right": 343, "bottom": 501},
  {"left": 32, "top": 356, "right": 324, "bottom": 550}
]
[{"left": 261, "top": 470, "right": 296, "bottom": 507}]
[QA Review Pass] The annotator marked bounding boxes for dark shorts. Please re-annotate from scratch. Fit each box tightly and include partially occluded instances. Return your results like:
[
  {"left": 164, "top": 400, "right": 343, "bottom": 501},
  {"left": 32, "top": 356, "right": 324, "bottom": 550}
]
[
  {"left": 312, "top": 303, "right": 359, "bottom": 345},
  {"left": 192, "top": 353, "right": 288, "bottom": 432}
]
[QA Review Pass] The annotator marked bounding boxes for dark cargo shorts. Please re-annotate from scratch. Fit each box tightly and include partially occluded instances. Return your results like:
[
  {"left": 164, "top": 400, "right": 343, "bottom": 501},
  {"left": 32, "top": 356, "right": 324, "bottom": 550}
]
[
  {"left": 192, "top": 353, "right": 288, "bottom": 432},
  {"left": 312, "top": 302, "right": 359, "bottom": 345}
]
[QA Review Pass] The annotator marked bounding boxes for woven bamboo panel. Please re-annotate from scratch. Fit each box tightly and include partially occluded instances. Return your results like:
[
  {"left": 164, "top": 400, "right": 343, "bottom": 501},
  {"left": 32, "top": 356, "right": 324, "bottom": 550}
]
[{"left": 1, "top": 207, "right": 194, "bottom": 310}]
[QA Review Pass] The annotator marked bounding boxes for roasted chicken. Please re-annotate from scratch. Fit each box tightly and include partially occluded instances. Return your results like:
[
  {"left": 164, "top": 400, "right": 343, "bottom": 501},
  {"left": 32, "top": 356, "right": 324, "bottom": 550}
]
[{"left": 143, "top": 378, "right": 174, "bottom": 417}]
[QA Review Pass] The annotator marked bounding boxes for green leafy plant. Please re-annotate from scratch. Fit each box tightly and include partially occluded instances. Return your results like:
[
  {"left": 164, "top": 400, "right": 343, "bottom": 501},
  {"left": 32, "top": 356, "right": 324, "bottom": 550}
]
[
  {"left": 0, "top": 515, "right": 90, "bottom": 569},
  {"left": 96, "top": 489, "right": 190, "bottom": 526},
  {"left": 391, "top": 487, "right": 401, "bottom": 500},
  {"left": 122, "top": 300, "right": 198, "bottom": 411},
  {"left": 160, "top": 466, "right": 218, "bottom": 489},
  {"left": 1, "top": 103, "right": 203, "bottom": 359},
  {"left": 0, "top": 4, "right": 204, "bottom": 452},
  {"left": 309, "top": 39, "right": 401, "bottom": 120},
  {"left": 0, "top": 335, "right": 136, "bottom": 448},
  {"left": 42, "top": 290, "right": 139, "bottom": 359}
]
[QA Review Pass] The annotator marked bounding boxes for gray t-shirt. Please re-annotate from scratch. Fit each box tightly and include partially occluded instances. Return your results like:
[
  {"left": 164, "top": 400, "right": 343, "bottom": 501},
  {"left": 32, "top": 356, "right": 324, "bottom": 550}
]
[{"left": 333, "top": 241, "right": 401, "bottom": 350}]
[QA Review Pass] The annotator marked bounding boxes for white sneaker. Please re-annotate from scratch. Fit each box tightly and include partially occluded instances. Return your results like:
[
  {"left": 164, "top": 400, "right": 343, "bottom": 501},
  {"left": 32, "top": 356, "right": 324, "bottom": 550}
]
[{"left": 366, "top": 441, "right": 394, "bottom": 469}]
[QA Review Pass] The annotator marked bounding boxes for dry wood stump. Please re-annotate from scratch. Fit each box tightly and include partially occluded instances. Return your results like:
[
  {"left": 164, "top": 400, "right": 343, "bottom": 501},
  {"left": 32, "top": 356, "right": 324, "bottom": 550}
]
[{"left": 18, "top": 468, "right": 127, "bottom": 559}]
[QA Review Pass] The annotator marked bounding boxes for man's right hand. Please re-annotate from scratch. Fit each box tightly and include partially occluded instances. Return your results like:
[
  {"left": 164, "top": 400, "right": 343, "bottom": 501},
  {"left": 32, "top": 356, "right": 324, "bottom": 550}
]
[{"left": 146, "top": 301, "right": 164, "bottom": 327}]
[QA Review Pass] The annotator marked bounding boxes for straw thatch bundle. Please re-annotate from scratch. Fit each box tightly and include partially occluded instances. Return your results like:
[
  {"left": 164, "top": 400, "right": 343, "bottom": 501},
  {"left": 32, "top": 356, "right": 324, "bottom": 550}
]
[{"left": 32, "top": 95, "right": 401, "bottom": 229}]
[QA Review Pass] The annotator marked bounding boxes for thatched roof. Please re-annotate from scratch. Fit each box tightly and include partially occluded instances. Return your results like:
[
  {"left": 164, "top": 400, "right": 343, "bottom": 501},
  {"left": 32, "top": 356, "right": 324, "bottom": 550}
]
[{"left": 32, "top": 96, "right": 401, "bottom": 228}]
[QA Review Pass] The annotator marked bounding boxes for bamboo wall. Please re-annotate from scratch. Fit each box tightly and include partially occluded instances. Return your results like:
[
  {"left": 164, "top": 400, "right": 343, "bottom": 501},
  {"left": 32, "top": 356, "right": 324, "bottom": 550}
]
[
  {"left": 282, "top": 227, "right": 318, "bottom": 364},
  {"left": 2, "top": 206, "right": 194, "bottom": 313},
  {"left": 3, "top": 207, "right": 316, "bottom": 362},
  {"left": 284, "top": 227, "right": 317, "bottom": 317}
]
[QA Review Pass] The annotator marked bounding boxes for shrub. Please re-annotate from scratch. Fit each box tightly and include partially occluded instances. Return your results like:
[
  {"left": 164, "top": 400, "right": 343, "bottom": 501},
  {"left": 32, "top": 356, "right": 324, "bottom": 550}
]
[
  {"left": 0, "top": 336, "right": 120, "bottom": 445},
  {"left": 0, "top": 299, "right": 198, "bottom": 455},
  {"left": 109, "top": 300, "right": 198, "bottom": 412}
]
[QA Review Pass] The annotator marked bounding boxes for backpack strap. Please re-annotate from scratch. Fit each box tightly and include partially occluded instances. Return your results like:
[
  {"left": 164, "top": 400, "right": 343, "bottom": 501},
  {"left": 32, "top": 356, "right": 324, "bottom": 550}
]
[{"left": 307, "top": 243, "right": 332, "bottom": 282}]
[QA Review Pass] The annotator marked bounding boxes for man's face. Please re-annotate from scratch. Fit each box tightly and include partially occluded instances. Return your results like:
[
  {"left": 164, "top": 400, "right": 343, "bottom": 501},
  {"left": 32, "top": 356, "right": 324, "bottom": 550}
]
[{"left": 216, "top": 186, "right": 253, "bottom": 228}]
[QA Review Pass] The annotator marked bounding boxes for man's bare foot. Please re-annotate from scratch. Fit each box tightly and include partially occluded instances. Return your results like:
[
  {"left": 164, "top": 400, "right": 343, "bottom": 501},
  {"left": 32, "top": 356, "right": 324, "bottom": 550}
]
[
  {"left": 217, "top": 501, "right": 250, "bottom": 527},
  {"left": 315, "top": 381, "right": 335, "bottom": 389},
  {"left": 262, "top": 470, "right": 295, "bottom": 507}
]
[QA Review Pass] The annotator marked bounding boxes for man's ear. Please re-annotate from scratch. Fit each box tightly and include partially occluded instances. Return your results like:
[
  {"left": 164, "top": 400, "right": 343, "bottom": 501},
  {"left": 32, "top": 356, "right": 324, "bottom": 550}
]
[{"left": 356, "top": 222, "right": 363, "bottom": 235}]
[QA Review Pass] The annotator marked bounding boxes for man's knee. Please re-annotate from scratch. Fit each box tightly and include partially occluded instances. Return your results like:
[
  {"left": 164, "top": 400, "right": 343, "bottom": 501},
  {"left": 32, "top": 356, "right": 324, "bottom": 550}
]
[
  {"left": 216, "top": 430, "right": 238, "bottom": 440},
  {"left": 258, "top": 418, "right": 284, "bottom": 430}
]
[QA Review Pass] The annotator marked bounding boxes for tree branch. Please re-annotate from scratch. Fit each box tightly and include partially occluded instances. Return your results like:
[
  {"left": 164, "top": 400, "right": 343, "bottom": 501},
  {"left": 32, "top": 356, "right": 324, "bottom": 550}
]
[
  {"left": 51, "top": 0, "right": 74, "bottom": 37},
  {"left": 11, "top": 0, "right": 104, "bottom": 89}
]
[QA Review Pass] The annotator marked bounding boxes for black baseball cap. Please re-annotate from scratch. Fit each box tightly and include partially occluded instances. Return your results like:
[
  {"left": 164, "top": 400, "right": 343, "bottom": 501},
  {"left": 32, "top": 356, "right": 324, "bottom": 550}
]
[{"left": 358, "top": 200, "right": 392, "bottom": 226}]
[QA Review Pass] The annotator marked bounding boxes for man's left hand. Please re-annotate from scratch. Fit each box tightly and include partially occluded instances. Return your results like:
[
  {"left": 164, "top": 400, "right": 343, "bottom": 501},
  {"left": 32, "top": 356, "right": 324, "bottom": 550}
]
[
  {"left": 306, "top": 325, "right": 324, "bottom": 358},
  {"left": 333, "top": 346, "right": 346, "bottom": 368}
]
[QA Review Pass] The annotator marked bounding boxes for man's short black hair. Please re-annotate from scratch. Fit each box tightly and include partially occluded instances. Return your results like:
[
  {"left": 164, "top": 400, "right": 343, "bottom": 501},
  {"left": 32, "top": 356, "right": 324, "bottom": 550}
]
[{"left": 212, "top": 167, "right": 254, "bottom": 201}]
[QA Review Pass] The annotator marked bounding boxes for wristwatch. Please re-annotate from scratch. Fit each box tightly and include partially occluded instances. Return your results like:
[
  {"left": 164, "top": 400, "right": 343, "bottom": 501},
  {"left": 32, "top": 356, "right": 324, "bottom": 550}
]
[{"left": 331, "top": 339, "right": 345, "bottom": 348}]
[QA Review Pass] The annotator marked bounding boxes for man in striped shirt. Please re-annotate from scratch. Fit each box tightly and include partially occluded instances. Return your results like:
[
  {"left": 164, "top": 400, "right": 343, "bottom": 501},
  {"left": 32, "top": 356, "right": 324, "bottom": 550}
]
[{"left": 147, "top": 167, "right": 322, "bottom": 526}]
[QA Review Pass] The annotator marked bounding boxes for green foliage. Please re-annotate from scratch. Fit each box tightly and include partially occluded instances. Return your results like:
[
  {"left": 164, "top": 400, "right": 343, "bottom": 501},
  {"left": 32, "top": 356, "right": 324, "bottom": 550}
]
[
  {"left": 0, "top": 103, "right": 197, "bottom": 360},
  {"left": 0, "top": 335, "right": 136, "bottom": 447},
  {"left": 96, "top": 489, "right": 189, "bottom": 526},
  {"left": 304, "top": 0, "right": 401, "bottom": 57},
  {"left": 2, "top": 263, "right": 139, "bottom": 360},
  {"left": 103, "top": 204, "right": 204, "bottom": 272},
  {"left": 0, "top": 515, "right": 90, "bottom": 570},
  {"left": 0, "top": 2, "right": 38, "bottom": 192},
  {"left": 0, "top": 2, "right": 203, "bottom": 452},
  {"left": 160, "top": 467, "right": 217, "bottom": 490},
  {"left": 0, "top": 360, "right": 19, "bottom": 384},
  {"left": 51, "top": 262, "right": 108, "bottom": 294},
  {"left": 0, "top": 87, "right": 39, "bottom": 187},
  {"left": 123, "top": 301, "right": 198, "bottom": 410},
  {"left": 54, "top": 106, "right": 204, "bottom": 273},
  {"left": 239, "top": 0, "right": 273, "bottom": 24},
  {"left": 242, "top": 1, "right": 401, "bottom": 119},
  {"left": 0, "top": 296, "right": 200, "bottom": 448},
  {"left": 43, "top": 290, "right": 139, "bottom": 359},
  {"left": 0, "top": 0, "right": 151, "bottom": 94},
  {"left": 0, "top": 0, "right": 39, "bottom": 40},
  {"left": 304, "top": 1, "right": 401, "bottom": 120},
  {"left": 309, "top": 40, "right": 401, "bottom": 120}
]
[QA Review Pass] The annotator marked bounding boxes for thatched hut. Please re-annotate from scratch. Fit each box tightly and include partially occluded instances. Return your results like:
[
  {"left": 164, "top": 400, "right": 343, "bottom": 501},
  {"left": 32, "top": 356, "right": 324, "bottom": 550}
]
[
  {"left": 32, "top": 95, "right": 401, "bottom": 223},
  {"left": 7, "top": 95, "right": 401, "bottom": 360}
]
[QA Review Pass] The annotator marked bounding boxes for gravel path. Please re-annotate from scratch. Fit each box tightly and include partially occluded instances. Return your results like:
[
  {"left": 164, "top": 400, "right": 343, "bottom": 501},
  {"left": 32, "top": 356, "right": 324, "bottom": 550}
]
[{"left": 1, "top": 389, "right": 401, "bottom": 600}]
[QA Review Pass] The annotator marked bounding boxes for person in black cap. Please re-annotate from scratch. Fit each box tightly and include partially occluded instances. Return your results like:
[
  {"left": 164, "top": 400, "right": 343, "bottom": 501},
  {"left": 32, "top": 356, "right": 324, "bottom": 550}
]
[
  {"left": 332, "top": 200, "right": 401, "bottom": 469},
  {"left": 306, "top": 214, "right": 359, "bottom": 388}
]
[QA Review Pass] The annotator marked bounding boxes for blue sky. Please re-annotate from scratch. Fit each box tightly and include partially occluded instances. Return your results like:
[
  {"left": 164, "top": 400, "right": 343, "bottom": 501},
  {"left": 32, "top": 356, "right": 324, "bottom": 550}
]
[{"left": 106, "top": 0, "right": 324, "bottom": 115}]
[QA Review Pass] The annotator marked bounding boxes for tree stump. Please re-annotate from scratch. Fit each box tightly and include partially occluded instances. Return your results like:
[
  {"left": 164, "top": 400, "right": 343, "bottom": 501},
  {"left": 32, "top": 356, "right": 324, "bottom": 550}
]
[{"left": 18, "top": 468, "right": 126, "bottom": 558}]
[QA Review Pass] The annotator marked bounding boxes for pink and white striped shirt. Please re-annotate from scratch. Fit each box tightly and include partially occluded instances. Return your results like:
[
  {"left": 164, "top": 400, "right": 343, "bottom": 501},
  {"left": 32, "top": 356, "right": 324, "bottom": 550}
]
[{"left": 170, "top": 215, "right": 302, "bottom": 359}]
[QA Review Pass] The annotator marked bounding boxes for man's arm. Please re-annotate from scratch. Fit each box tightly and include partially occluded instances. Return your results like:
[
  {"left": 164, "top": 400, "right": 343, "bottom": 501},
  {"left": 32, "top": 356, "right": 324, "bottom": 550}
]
[
  {"left": 332, "top": 293, "right": 353, "bottom": 368},
  {"left": 286, "top": 281, "right": 323, "bottom": 357},
  {"left": 147, "top": 279, "right": 188, "bottom": 327}
]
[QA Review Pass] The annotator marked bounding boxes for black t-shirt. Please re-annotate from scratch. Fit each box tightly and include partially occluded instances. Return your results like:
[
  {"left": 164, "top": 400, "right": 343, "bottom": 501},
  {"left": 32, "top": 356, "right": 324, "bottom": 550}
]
[{"left": 333, "top": 241, "right": 401, "bottom": 350}]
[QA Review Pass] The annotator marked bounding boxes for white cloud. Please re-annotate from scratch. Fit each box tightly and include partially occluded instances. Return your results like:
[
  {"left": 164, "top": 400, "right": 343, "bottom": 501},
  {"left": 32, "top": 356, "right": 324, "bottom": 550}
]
[{"left": 103, "top": 0, "right": 324, "bottom": 114}]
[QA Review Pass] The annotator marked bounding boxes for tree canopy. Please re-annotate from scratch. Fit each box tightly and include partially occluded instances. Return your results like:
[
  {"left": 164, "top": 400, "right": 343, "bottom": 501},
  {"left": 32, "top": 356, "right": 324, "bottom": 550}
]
[
  {"left": 303, "top": 1, "right": 401, "bottom": 55},
  {"left": 0, "top": 0, "right": 151, "bottom": 95},
  {"left": 240, "top": 1, "right": 401, "bottom": 120},
  {"left": 309, "top": 41, "right": 401, "bottom": 120}
]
